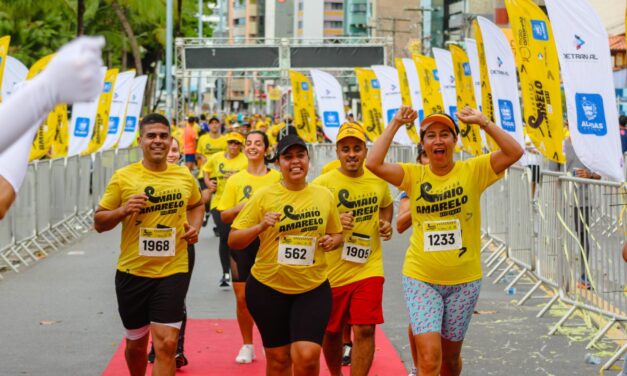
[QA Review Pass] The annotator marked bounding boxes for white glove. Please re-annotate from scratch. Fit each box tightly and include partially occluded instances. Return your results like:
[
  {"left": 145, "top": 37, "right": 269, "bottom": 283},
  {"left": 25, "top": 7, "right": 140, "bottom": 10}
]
[{"left": 36, "top": 36, "right": 105, "bottom": 104}]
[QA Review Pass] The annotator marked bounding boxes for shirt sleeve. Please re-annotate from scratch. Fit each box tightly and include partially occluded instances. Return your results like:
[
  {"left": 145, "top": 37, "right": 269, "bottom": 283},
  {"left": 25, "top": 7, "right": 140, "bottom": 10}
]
[
  {"left": 472, "top": 153, "right": 504, "bottom": 191},
  {"left": 98, "top": 171, "right": 122, "bottom": 210},
  {"left": 380, "top": 183, "right": 394, "bottom": 208},
  {"left": 324, "top": 189, "right": 343, "bottom": 234},
  {"left": 195, "top": 137, "right": 203, "bottom": 154},
  {"left": 217, "top": 176, "right": 236, "bottom": 211},
  {"left": 398, "top": 163, "right": 415, "bottom": 194},
  {"left": 202, "top": 154, "right": 214, "bottom": 175},
  {"left": 232, "top": 189, "right": 263, "bottom": 230}
]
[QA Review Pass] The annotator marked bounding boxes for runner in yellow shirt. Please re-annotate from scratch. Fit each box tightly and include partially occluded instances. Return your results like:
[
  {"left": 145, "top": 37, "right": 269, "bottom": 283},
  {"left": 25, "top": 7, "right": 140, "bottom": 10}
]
[
  {"left": 217, "top": 130, "right": 281, "bottom": 364},
  {"left": 94, "top": 114, "right": 204, "bottom": 376},
  {"left": 203, "top": 132, "right": 248, "bottom": 287},
  {"left": 196, "top": 116, "right": 227, "bottom": 226},
  {"left": 229, "top": 134, "right": 343, "bottom": 376},
  {"left": 366, "top": 106, "right": 523, "bottom": 376},
  {"left": 312, "top": 123, "right": 394, "bottom": 376}
]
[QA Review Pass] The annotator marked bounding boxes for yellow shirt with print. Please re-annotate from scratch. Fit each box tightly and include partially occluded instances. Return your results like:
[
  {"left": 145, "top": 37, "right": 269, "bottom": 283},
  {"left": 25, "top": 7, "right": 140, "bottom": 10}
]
[
  {"left": 312, "top": 169, "right": 393, "bottom": 287},
  {"left": 99, "top": 162, "right": 202, "bottom": 278},
  {"left": 196, "top": 134, "right": 227, "bottom": 178},
  {"left": 321, "top": 159, "right": 341, "bottom": 174},
  {"left": 202, "top": 152, "right": 248, "bottom": 209},
  {"left": 232, "top": 183, "right": 343, "bottom": 294},
  {"left": 217, "top": 169, "right": 281, "bottom": 211},
  {"left": 399, "top": 154, "right": 503, "bottom": 285}
]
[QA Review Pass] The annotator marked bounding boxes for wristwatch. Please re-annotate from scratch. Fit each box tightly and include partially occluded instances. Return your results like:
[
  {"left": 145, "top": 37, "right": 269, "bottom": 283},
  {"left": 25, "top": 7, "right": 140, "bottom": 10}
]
[{"left": 479, "top": 116, "right": 490, "bottom": 129}]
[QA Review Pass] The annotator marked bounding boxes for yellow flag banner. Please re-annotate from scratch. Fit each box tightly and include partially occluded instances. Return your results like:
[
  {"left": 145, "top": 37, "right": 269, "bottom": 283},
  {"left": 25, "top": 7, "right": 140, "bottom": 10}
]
[
  {"left": 505, "top": 0, "right": 565, "bottom": 163},
  {"left": 289, "top": 70, "right": 316, "bottom": 143},
  {"left": 450, "top": 45, "right": 483, "bottom": 155},
  {"left": 50, "top": 104, "right": 69, "bottom": 158},
  {"left": 411, "top": 54, "right": 444, "bottom": 116},
  {"left": 27, "top": 54, "right": 55, "bottom": 161},
  {"left": 473, "top": 21, "right": 500, "bottom": 152},
  {"left": 84, "top": 68, "right": 118, "bottom": 155},
  {"left": 394, "top": 58, "right": 420, "bottom": 143},
  {"left": 354, "top": 67, "right": 384, "bottom": 141},
  {"left": 0, "top": 35, "right": 10, "bottom": 102}
]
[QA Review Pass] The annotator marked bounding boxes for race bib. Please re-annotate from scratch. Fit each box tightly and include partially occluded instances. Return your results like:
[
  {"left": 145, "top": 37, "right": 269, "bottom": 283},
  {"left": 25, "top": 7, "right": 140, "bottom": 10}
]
[
  {"left": 139, "top": 227, "right": 176, "bottom": 257},
  {"left": 278, "top": 235, "right": 316, "bottom": 266},
  {"left": 422, "top": 219, "right": 462, "bottom": 252},
  {"left": 341, "top": 234, "right": 371, "bottom": 264}
]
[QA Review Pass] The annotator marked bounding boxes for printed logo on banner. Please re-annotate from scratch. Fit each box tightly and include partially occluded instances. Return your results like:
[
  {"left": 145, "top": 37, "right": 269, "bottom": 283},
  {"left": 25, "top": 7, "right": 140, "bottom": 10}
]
[
  {"left": 418, "top": 109, "right": 425, "bottom": 123},
  {"left": 449, "top": 75, "right": 455, "bottom": 84},
  {"left": 498, "top": 100, "right": 516, "bottom": 132},
  {"left": 74, "top": 117, "right": 90, "bottom": 137},
  {"left": 449, "top": 106, "right": 458, "bottom": 122},
  {"left": 531, "top": 20, "right": 549, "bottom": 41},
  {"left": 301, "top": 82, "right": 309, "bottom": 91},
  {"left": 574, "top": 35, "right": 585, "bottom": 50},
  {"left": 432, "top": 69, "right": 439, "bottom": 81},
  {"left": 323, "top": 111, "right": 341, "bottom": 128},
  {"left": 497, "top": 57, "right": 504, "bottom": 67},
  {"left": 462, "top": 62, "right": 471, "bottom": 76},
  {"left": 124, "top": 116, "right": 137, "bottom": 132},
  {"left": 387, "top": 108, "right": 399, "bottom": 124},
  {"left": 575, "top": 93, "right": 607, "bottom": 136},
  {"left": 108, "top": 116, "right": 120, "bottom": 134},
  {"left": 103, "top": 82, "right": 112, "bottom": 93},
  {"left": 371, "top": 79, "right": 380, "bottom": 89}
]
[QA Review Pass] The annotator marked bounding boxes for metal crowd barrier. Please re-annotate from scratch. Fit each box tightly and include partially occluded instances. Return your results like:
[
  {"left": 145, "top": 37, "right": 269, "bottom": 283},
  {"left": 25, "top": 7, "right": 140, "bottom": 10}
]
[
  {"left": 0, "top": 147, "right": 142, "bottom": 278},
  {"left": 481, "top": 165, "right": 627, "bottom": 372}
]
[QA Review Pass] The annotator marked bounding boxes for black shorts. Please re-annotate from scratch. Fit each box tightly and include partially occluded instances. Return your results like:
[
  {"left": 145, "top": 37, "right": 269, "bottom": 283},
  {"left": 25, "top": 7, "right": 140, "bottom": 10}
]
[
  {"left": 115, "top": 271, "right": 190, "bottom": 330},
  {"left": 230, "top": 238, "right": 260, "bottom": 282},
  {"left": 197, "top": 178, "right": 207, "bottom": 191},
  {"left": 245, "top": 276, "right": 332, "bottom": 348}
]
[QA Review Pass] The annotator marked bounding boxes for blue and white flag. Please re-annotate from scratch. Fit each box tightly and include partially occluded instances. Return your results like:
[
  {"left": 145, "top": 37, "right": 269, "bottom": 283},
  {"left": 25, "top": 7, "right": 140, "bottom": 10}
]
[
  {"left": 310, "top": 69, "right": 346, "bottom": 142},
  {"left": 68, "top": 66, "right": 106, "bottom": 156},
  {"left": 100, "top": 70, "right": 135, "bottom": 151},
  {"left": 372, "top": 65, "right": 412, "bottom": 145},
  {"left": 117, "top": 75, "right": 148, "bottom": 149}
]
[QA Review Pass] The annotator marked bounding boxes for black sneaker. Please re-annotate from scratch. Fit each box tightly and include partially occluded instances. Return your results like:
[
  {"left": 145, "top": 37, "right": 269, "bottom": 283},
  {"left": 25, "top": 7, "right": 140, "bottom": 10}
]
[
  {"left": 341, "top": 344, "right": 352, "bottom": 366},
  {"left": 147, "top": 345, "right": 155, "bottom": 363},
  {"left": 213, "top": 226, "right": 219, "bottom": 237},
  {"left": 219, "top": 275, "right": 230, "bottom": 287},
  {"left": 202, "top": 213, "right": 209, "bottom": 227},
  {"left": 175, "top": 352, "right": 189, "bottom": 368}
]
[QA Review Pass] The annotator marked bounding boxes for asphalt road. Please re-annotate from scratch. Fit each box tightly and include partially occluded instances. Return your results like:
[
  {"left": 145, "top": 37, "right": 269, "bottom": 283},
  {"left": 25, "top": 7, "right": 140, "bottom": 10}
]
[{"left": 0, "top": 222, "right": 617, "bottom": 375}]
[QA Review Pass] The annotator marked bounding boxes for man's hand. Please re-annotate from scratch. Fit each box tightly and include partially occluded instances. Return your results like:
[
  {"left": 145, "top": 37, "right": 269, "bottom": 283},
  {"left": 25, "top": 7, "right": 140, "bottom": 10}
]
[
  {"left": 122, "top": 193, "right": 148, "bottom": 216},
  {"left": 379, "top": 219, "right": 392, "bottom": 241},
  {"left": 181, "top": 222, "right": 199, "bottom": 245},
  {"left": 340, "top": 212, "right": 354, "bottom": 231},
  {"left": 260, "top": 212, "right": 281, "bottom": 231},
  {"left": 207, "top": 179, "right": 217, "bottom": 193},
  {"left": 318, "top": 235, "right": 336, "bottom": 251},
  {"left": 392, "top": 106, "right": 418, "bottom": 126}
]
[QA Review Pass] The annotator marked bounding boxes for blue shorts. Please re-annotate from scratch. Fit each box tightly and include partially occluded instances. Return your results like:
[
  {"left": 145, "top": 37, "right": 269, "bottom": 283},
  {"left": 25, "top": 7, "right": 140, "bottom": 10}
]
[
  {"left": 184, "top": 154, "right": 196, "bottom": 163},
  {"left": 402, "top": 276, "right": 481, "bottom": 341}
]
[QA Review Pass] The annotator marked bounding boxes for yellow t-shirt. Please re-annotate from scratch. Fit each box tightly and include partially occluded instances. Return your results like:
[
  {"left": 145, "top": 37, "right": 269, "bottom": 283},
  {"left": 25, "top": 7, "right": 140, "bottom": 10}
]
[
  {"left": 99, "top": 162, "right": 202, "bottom": 278},
  {"left": 202, "top": 152, "right": 248, "bottom": 209},
  {"left": 232, "top": 183, "right": 343, "bottom": 294},
  {"left": 398, "top": 154, "right": 503, "bottom": 285},
  {"left": 196, "top": 134, "right": 226, "bottom": 157},
  {"left": 217, "top": 168, "right": 282, "bottom": 211},
  {"left": 312, "top": 169, "right": 393, "bottom": 287},
  {"left": 172, "top": 127, "right": 184, "bottom": 151},
  {"left": 321, "top": 159, "right": 341, "bottom": 174}
]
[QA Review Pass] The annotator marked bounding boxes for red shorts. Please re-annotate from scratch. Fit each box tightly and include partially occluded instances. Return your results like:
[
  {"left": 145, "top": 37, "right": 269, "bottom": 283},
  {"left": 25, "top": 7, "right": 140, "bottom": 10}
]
[{"left": 326, "top": 276, "right": 384, "bottom": 333}]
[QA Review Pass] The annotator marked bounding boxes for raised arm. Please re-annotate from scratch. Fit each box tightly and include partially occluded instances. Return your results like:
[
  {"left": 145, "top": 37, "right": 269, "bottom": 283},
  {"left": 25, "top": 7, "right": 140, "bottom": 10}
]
[
  {"left": 456, "top": 107, "right": 524, "bottom": 174},
  {"left": 366, "top": 106, "right": 417, "bottom": 186}
]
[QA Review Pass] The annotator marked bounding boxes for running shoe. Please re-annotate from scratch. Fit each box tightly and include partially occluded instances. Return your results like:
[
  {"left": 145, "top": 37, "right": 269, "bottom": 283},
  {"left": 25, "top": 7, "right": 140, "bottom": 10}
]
[
  {"left": 341, "top": 344, "right": 352, "bottom": 366},
  {"left": 219, "top": 274, "right": 230, "bottom": 287},
  {"left": 409, "top": 367, "right": 417, "bottom": 376},
  {"left": 235, "top": 344, "right": 256, "bottom": 364},
  {"left": 175, "top": 352, "right": 189, "bottom": 368},
  {"left": 202, "top": 213, "right": 210, "bottom": 227}
]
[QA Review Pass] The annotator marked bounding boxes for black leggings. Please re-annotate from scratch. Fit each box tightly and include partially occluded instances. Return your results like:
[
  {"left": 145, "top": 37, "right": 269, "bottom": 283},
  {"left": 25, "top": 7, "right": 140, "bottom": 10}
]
[{"left": 211, "top": 208, "right": 231, "bottom": 275}]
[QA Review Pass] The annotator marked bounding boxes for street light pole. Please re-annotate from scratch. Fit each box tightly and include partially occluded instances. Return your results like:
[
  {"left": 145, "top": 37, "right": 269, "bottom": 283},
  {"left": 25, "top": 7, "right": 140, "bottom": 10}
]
[{"left": 166, "top": 0, "right": 173, "bottom": 120}]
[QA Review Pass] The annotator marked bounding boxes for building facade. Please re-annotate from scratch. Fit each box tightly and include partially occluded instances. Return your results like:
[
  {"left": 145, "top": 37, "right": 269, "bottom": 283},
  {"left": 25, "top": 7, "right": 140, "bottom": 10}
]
[{"left": 294, "top": 0, "right": 345, "bottom": 39}]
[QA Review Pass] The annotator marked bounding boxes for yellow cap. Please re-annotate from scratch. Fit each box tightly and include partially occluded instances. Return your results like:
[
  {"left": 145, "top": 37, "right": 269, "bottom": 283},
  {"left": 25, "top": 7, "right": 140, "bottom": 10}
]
[
  {"left": 419, "top": 113, "right": 459, "bottom": 136},
  {"left": 336, "top": 122, "right": 366, "bottom": 143},
  {"left": 225, "top": 132, "right": 245, "bottom": 144}
]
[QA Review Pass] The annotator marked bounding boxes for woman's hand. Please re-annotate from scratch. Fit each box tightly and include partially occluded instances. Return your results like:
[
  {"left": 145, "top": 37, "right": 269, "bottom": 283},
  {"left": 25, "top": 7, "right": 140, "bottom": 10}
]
[{"left": 456, "top": 106, "right": 488, "bottom": 128}]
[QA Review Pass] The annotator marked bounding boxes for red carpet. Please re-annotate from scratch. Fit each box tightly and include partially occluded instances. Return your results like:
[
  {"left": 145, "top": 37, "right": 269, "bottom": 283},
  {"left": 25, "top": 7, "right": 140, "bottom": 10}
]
[{"left": 103, "top": 319, "right": 407, "bottom": 375}]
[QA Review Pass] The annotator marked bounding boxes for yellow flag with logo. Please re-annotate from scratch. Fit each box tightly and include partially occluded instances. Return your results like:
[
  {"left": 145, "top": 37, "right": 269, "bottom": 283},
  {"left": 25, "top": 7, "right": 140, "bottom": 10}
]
[
  {"left": 354, "top": 67, "right": 384, "bottom": 141},
  {"left": 50, "top": 104, "right": 69, "bottom": 158},
  {"left": 84, "top": 68, "right": 118, "bottom": 155},
  {"left": 505, "top": 0, "right": 565, "bottom": 163},
  {"left": 394, "top": 58, "right": 420, "bottom": 143},
  {"left": 0, "top": 36, "right": 10, "bottom": 102},
  {"left": 450, "top": 45, "right": 483, "bottom": 155},
  {"left": 289, "top": 70, "right": 316, "bottom": 143},
  {"left": 473, "top": 21, "right": 500, "bottom": 152},
  {"left": 27, "top": 54, "right": 55, "bottom": 161},
  {"left": 411, "top": 54, "right": 444, "bottom": 116}
]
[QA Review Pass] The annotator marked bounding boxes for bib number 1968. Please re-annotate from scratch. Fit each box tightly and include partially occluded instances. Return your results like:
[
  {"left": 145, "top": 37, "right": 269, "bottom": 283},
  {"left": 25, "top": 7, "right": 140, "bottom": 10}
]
[{"left": 139, "top": 228, "right": 176, "bottom": 257}]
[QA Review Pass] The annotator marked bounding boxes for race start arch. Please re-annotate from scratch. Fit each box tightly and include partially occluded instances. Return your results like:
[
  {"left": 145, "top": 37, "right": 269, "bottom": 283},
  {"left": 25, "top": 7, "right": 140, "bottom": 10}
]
[{"left": 174, "top": 37, "right": 392, "bottom": 121}]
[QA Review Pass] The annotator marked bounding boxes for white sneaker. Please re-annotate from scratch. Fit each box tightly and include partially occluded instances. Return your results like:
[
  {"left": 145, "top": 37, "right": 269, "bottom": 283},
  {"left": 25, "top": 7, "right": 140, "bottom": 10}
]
[
  {"left": 408, "top": 367, "right": 417, "bottom": 376},
  {"left": 235, "top": 344, "right": 255, "bottom": 364}
]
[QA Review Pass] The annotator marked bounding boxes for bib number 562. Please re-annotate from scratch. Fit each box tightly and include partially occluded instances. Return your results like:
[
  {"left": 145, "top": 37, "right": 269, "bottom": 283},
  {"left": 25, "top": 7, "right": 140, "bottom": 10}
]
[{"left": 283, "top": 247, "right": 307, "bottom": 260}]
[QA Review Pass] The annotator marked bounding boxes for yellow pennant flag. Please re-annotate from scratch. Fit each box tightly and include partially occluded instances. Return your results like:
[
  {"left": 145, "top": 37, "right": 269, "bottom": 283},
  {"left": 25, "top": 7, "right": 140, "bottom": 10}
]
[
  {"left": 450, "top": 45, "right": 483, "bottom": 155},
  {"left": 0, "top": 36, "right": 10, "bottom": 102},
  {"left": 84, "top": 68, "right": 118, "bottom": 155},
  {"left": 473, "top": 21, "right": 500, "bottom": 152},
  {"left": 411, "top": 54, "right": 444, "bottom": 116},
  {"left": 27, "top": 54, "right": 55, "bottom": 161},
  {"left": 354, "top": 67, "right": 384, "bottom": 141},
  {"left": 505, "top": 0, "right": 565, "bottom": 163},
  {"left": 394, "top": 58, "right": 420, "bottom": 143},
  {"left": 289, "top": 70, "right": 316, "bottom": 143},
  {"left": 50, "top": 104, "right": 69, "bottom": 158}
]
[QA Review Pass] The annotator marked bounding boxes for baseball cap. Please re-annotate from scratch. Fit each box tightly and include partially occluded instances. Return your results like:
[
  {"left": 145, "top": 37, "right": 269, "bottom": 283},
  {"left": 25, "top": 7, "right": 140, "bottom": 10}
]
[
  {"left": 225, "top": 132, "right": 245, "bottom": 144},
  {"left": 419, "top": 113, "right": 459, "bottom": 137},
  {"left": 336, "top": 122, "right": 366, "bottom": 143},
  {"left": 276, "top": 134, "right": 308, "bottom": 155}
]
